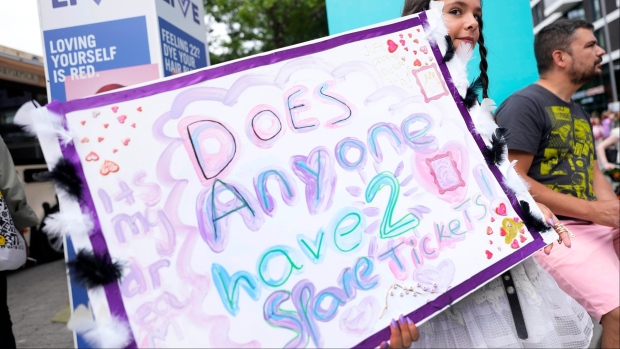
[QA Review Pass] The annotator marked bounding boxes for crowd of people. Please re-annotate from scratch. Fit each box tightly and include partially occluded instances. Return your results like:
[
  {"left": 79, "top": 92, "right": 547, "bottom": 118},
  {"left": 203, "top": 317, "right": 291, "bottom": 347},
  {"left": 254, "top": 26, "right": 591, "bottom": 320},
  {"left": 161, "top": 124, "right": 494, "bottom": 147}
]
[{"left": 593, "top": 110, "right": 620, "bottom": 177}]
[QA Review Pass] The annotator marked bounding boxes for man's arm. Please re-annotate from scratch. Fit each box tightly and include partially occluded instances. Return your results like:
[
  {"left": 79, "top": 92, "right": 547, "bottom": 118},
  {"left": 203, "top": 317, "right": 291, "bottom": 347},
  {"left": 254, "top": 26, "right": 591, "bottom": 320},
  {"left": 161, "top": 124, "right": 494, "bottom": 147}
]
[{"left": 509, "top": 150, "right": 619, "bottom": 228}]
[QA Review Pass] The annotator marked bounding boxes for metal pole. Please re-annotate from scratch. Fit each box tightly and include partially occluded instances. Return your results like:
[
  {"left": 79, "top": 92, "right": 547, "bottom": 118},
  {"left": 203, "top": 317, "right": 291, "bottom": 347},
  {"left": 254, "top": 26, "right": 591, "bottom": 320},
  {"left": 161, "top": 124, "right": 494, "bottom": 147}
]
[{"left": 600, "top": 0, "right": 618, "bottom": 102}]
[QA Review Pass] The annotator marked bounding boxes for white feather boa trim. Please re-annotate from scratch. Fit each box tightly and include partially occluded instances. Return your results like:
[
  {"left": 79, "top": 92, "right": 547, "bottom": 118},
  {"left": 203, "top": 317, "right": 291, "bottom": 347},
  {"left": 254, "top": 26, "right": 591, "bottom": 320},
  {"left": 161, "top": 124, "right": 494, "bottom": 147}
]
[
  {"left": 67, "top": 305, "right": 132, "bottom": 348},
  {"left": 42, "top": 211, "right": 94, "bottom": 238}
]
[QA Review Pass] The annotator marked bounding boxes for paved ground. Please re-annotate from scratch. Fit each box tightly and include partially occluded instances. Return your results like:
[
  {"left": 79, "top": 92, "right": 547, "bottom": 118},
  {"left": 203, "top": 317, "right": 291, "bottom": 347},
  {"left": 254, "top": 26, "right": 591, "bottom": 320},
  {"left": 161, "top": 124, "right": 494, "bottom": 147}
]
[
  {"left": 4, "top": 259, "right": 604, "bottom": 349},
  {"left": 6, "top": 260, "right": 73, "bottom": 348}
]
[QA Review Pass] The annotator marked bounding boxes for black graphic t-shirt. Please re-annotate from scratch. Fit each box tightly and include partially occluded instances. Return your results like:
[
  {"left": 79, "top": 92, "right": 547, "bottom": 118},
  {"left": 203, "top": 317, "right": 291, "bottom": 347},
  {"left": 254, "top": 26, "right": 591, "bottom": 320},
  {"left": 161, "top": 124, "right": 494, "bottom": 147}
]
[{"left": 496, "top": 84, "right": 596, "bottom": 201}]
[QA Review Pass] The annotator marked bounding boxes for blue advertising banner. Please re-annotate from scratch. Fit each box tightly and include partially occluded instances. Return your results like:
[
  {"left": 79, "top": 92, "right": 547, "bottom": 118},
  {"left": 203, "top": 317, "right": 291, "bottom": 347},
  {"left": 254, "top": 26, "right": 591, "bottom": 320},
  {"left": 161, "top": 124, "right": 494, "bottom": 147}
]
[
  {"left": 43, "top": 16, "right": 151, "bottom": 102},
  {"left": 158, "top": 17, "right": 207, "bottom": 76}
]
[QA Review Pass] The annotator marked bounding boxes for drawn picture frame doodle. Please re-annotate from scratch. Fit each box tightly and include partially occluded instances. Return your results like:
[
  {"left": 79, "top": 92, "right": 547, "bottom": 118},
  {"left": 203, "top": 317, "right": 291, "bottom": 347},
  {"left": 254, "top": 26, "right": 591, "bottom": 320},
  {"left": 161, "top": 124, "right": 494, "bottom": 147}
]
[{"left": 18, "top": 9, "right": 557, "bottom": 349}]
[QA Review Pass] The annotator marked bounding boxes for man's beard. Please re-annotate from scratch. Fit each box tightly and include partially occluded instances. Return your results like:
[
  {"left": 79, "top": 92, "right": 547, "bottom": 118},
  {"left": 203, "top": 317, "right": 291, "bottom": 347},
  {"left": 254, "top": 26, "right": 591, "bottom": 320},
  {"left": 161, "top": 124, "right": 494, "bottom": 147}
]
[{"left": 569, "top": 61, "right": 602, "bottom": 85}]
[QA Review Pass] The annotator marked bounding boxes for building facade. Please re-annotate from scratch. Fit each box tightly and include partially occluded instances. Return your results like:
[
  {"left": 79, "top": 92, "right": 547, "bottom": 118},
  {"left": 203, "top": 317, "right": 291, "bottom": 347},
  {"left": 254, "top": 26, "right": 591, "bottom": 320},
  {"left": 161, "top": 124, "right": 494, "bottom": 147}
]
[{"left": 531, "top": 0, "right": 620, "bottom": 113}]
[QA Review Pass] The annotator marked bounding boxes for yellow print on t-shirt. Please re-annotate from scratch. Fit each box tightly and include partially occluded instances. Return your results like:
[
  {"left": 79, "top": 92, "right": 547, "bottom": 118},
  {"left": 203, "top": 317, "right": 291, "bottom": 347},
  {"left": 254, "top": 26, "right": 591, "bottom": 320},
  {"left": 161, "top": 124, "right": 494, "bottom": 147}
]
[{"left": 541, "top": 107, "right": 594, "bottom": 200}]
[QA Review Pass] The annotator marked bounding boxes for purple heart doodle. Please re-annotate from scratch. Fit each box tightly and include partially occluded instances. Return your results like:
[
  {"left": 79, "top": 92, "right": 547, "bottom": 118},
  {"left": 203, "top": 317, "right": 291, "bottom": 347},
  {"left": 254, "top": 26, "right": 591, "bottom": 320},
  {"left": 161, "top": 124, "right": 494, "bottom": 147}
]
[
  {"left": 339, "top": 296, "right": 379, "bottom": 335},
  {"left": 412, "top": 259, "right": 455, "bottom": 293},
  {"left": 93, "top": 0, "right": 102, "bottom": 4}
]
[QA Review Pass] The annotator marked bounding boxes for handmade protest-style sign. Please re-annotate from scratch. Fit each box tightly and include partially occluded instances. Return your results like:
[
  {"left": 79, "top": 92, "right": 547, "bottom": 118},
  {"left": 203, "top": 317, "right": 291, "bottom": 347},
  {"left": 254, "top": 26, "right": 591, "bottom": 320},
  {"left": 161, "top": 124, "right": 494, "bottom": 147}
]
[{"left": 19, "top": 9, "right": 556, "bottom": 349}]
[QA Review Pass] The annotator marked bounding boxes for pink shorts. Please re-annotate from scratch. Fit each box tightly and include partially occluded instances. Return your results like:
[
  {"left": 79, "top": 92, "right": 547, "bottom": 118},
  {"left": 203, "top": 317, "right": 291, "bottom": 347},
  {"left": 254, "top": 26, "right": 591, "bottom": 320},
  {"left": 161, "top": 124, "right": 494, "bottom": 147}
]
[{"left": 535, "top": 220, "right": 619, "bottom": 321}]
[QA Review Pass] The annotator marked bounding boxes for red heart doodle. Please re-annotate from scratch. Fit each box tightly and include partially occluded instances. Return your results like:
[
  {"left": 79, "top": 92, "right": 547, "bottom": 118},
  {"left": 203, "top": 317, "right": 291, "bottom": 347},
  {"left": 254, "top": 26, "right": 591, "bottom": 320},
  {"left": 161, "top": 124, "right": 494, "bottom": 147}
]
[
  {"left": 111, "top": 106, "right": 119, "bottom": 113},
  {"left": 131, "top": 123, "right": 136, "bottom": 128},
  {"left": 80, "top": 120, "right": 86, "bottom": 125},
  {"left": 519, "top": 235, "right": 527, "bottom": 243},
  {"left": 413, "top": 50, "right": 417, "bottom": 55},
  {"left": 413, "top": 39, "right": 419, "bottom": 44},
  {"left": 489, "top": 240, "right": 493, "bottom": 245},
  {"left": 100, "top": 160, "right": 120, "bottom": 176},
  {"left": 98, "top": 137, "right": 104, "bottom": 142},
  {"left": 413, "top": 59, "right": 422, "bottom": 67},
  {"left": 81, "top": 137, "right": 89, "bottom": 143},
  {"left": 387, "top": 40, "right": 398, "bottom": 53},
  {"left": 408, "top": 33, "right": 412, "bottom": 38},
  {"left": 85, "top": 152, "right": 99, "bottom": 162},
  {"left": 417, "top": 28, "right": 420, "bottom": 32},
  {"left": 122, "top": 138, "right": 130, "bottom": 146},
  {"left": 399, "top": 39, "right": 406, "bottom": 46},
  {"left": 500, "top": 227, "right": 507, "bottom": 236},
  {"left": 485, "top": 250, "right": 493, "bottom": 259},
  {"left": 117, "top": 115, "right": 127, "bottom": 124},
  {"left": 112, "top": 148, "right": 118, "bottom": 153},
  {"left": 495, "top": 203, "right": 507, "bottom": 216},
  {"left": 137, "top": 107, "right": 142, "bottom": 112},
  {"left": 490, "top": 217, "right": 496, "bottom": 222},
  {"left": 486, "top": 227, "right": 493, "bottom": 235},
  {"left": 103, "top": 123, "right": 109, "bottom": 129},
  {"left": 404, "top": 47, "right": 409, "bottom": 51},
  {"left": 510, "top": 239, "right": 520, "bottom": 249}
]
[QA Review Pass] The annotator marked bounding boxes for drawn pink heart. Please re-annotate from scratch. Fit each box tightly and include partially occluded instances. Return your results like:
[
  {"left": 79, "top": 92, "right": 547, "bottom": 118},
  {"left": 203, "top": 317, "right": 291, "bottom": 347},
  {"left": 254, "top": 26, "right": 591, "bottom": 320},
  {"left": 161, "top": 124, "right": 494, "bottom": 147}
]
[
  {"left": 122, "top": 138, "right": 130, "bottom": 146},
  {"left": 112, "top": 106, "right": 119, "bottom": 113},
  {"left": 490, "top": 217, "right": 495, "bottom": 222},
  {"left": 85, "top": 152, "right": 99, "bottom": 162},
  {"left": 420, "top": 46, "right": 428, "bottom": 54},
  {"left": 117, "top": 115, "right": 127, "bottom": 124},
  {"left": 387, "top": 39, "right": 398, "bottom": 53},
  {"left": 413, "top": 59, "right": 422, "bottom": 67},
  {"left": 413, "top": 39, "right": 419, "bottom": 44},
  {"left": 500, "top": 227, "right": 507, "bottom": 236},
  {"left": 103, "top": 123, "right": 109, "bottom": 129},
  {"left": 399, "top": 34, "right": 403, "bottom": 38},
  {"left": 100, "top": 160, "right": 120, "bottom": 176},
  {"left": 413, "top": 259, "right": 455, "bottom": 292},
  {"left": 339, "top": 297, "right": 379, "bottom": 335},
  {"left": 408, "top": 33, "right": 412, "bottom": 38},
  {"left": 404, "top": 47, "right": 409, "bottom": 51},
  {"left": 80, "top": 120, "right": 86, "bottom": 125},
  {"left": 489, "top": 240, "right": 493, "bottom": 245},
  {"left": 136, "top": 106, "right": 142, "bottom": 112},
  {"left": 511, "top": 239, "right": 520, "bottom": 249},
  {"left": 399, "top": 39, "right": 406, "bottom": 46},
  {"left": 413, "top": 50, "right": 417, "bottom": 55},
  {"left": 131, "top": 123, "right": 136, "bottom": 128},
  {"left": 485, "top": 250, "right": 493, "bottom": 259},
  {"left": 519, "top": 235, "right": 527, "bottom": 243},
  {"left": 486, "top": 227, "right": 493, "bottom": 235},
  {"left": 81, "top": 137, "right": 89, "bottom": 143},
  {"left": 412, "top": 141, "right": 469, "bottom": 203},
  {"left": 514, "top": 217, "right": 520, "bottom": 222},
  {"left": 495, "top": 203, "right": 507, "bottom": 216},
  {"left": 98, "top": 137, "right": 104, "bottom": 142}
]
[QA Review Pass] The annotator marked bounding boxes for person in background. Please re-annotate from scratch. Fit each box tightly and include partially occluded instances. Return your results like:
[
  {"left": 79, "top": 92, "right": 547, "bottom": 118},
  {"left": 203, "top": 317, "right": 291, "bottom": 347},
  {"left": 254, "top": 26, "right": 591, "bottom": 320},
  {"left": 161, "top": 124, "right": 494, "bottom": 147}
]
[
  {"left": 0, "top": 135, "right": 40, "bottom": 349},
  {"left": 597, "top": 127, "right": 620, "bottom": 171},
  {"left": 496, "top": 19, "right": 619, "bottom": 349},
  {"left": 601, "top": 110, "right": 613, "bottom": 139},
  {"left": 591, "top": 115, "right": 604, "bottom": 143},
  {"left": 382, "top": 1, "right": 592, "bottom": 348}
]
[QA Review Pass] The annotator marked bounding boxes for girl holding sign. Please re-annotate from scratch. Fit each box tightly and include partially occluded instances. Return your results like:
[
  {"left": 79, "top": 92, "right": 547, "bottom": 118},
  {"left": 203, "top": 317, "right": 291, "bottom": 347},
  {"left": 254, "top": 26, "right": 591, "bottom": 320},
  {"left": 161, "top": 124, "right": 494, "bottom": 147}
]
[{"left": 381, "top": 0, "right": 593, "bottom": 348}]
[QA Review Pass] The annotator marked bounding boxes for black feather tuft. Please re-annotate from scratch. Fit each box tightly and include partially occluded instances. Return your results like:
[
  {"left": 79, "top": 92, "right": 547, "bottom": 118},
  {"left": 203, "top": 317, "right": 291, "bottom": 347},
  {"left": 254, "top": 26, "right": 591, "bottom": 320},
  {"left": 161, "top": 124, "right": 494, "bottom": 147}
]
[
  {"left": 35, "top": 158, "right": 83, "bottom": 199},
  {"left": 484, "top": 127, "right": 510, "bottom": 166},
  {"left": 462, "top": 75, "right": 483, "bottom": 109},
  {"left": 518, "top": 200, "right": 549, "bottom": 232},
  {"left": 442, "top": 35, "right": 455, "bottom": 63},
  {"left": 67, "top": 250, "right": 124, "bottom": 288}
]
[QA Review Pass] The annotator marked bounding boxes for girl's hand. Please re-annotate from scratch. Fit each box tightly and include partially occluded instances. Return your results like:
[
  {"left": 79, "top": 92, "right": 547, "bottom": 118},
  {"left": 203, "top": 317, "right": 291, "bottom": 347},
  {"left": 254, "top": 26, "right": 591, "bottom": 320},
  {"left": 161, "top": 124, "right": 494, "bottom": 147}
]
[
  {"left": 379, "top": 315, "right": 419, "bottom": 349},
  {"left": 535, "top": 202, "right": 572, "bottom": 254}
]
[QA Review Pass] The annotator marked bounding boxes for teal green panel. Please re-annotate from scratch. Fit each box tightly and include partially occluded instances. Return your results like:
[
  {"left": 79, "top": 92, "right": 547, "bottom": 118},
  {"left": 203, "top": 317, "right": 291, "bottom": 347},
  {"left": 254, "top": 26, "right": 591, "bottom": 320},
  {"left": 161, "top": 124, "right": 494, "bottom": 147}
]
[
  {"left": 325, "top": 0, "right": 539, "bottom": 105},
  {"left": 326, "top": 0, "right": 404, "bottom": 35}
]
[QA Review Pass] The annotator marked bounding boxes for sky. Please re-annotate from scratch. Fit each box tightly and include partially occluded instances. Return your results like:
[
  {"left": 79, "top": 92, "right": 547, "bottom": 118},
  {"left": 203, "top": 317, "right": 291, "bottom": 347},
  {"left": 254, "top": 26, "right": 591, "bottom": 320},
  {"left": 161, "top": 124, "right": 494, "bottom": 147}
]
[{"left": 0, "top": 0, "right": 43, "bottom": 56}]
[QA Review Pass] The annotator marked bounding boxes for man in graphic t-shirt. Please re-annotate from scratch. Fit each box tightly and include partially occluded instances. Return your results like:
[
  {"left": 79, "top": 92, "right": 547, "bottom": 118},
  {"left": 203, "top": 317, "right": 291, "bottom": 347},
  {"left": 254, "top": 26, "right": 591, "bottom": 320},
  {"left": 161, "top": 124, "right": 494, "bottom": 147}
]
[{"left": 496, "top": 19, "right": 619, "bottom": 348}]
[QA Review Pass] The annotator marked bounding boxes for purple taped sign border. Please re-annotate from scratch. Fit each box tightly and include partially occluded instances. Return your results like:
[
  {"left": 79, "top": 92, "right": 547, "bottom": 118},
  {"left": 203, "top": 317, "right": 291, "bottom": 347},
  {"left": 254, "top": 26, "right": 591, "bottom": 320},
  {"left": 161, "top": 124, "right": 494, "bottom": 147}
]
[{"left": 45, "top": 11, "right": 547, "bottom": 349}]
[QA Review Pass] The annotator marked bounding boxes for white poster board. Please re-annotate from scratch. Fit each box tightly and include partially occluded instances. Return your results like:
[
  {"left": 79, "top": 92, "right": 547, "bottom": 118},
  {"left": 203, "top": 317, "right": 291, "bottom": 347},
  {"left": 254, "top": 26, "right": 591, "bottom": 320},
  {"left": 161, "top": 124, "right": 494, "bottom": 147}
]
[{"left": 26, "top": 10, "right": 555, "bottom": 348}]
